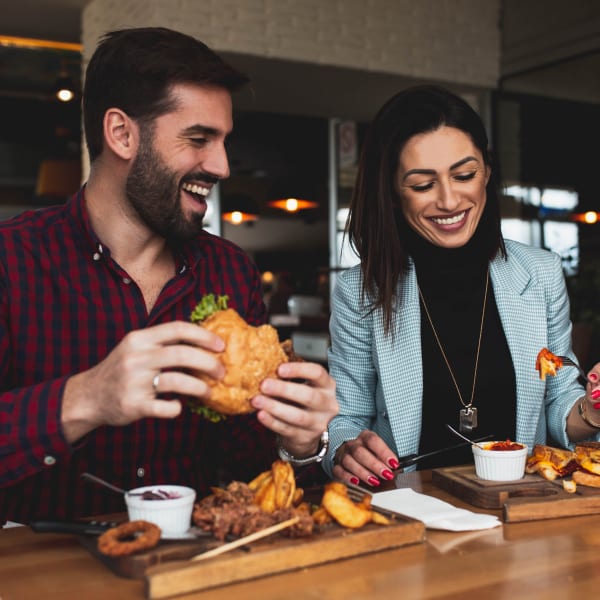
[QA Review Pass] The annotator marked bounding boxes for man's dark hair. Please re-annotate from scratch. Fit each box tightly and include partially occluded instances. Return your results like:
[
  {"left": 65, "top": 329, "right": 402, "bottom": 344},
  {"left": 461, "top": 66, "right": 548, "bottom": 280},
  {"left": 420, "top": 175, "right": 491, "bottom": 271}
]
[{"left": 83, "top": 27, "right": 249, "bottom": 162}]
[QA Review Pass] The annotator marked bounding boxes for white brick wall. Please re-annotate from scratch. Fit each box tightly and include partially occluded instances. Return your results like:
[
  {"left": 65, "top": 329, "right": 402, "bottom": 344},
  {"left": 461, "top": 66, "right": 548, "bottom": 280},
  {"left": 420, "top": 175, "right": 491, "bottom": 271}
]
[{"left": 82, "top": 0, "right": 501, "bottom": 89}]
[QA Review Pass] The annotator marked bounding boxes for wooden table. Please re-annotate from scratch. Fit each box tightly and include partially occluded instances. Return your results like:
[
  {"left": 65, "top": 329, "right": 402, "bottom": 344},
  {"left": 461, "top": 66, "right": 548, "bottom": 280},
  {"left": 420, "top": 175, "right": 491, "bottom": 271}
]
[{"left": 3, "top": 470, "right": 600, "bottom": 600}]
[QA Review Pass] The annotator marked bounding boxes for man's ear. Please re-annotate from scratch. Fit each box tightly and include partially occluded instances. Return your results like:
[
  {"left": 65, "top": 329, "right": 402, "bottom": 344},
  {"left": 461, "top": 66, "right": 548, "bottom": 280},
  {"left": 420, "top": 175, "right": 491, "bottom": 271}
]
[{"left": 103, "top": 108, "right": 139, "bottom": 160}]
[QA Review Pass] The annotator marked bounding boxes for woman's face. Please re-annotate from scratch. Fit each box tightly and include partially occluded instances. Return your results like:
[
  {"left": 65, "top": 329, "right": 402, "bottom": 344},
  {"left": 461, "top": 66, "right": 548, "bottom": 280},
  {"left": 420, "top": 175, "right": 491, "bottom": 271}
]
[{"left": 394, "top": 126, "right": 490, "bottom": 248}]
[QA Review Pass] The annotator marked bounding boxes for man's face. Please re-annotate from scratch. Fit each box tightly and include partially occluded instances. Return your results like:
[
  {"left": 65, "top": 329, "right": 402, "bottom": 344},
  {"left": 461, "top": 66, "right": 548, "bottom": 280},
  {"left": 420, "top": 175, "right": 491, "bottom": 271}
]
[{"left": 125, "top": 83, "right": 233, "bottom": 242}]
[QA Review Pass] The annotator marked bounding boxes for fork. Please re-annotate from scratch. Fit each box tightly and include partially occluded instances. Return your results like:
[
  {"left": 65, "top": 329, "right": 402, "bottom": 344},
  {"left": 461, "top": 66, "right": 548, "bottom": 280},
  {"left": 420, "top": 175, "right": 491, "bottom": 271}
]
[{"left": 558, "top": 355, "right": 588, "bottom": 382}]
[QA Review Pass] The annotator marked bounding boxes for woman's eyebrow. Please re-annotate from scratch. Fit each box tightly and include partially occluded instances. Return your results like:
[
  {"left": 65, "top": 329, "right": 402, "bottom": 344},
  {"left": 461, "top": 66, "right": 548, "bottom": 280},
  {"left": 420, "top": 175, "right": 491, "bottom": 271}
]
[{"left": 401, "top": 156, "right": 479, "bottom": 182}]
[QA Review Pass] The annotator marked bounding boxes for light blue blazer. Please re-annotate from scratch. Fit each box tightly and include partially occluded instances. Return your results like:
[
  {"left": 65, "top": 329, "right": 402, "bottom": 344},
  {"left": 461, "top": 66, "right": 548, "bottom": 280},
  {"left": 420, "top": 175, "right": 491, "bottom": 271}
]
[{"left": 323, "top": 239, "right": 595, "bottom": 477}]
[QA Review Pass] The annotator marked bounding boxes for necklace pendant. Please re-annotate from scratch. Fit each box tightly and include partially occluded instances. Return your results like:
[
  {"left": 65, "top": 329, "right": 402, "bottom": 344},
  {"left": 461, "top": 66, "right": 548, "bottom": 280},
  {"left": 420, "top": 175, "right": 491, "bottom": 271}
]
[{"left": 459, "top": 407, "right": 478, "bottom": 432}]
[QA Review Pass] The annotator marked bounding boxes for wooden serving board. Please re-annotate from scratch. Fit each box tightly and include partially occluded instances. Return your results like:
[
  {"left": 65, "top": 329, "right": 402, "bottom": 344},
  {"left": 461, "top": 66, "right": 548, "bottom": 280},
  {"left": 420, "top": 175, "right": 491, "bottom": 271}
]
[
  {"left": 432, "top": 465, "right": 600, "bottom": 522},
  {"left": 81, "top": 515, "right": 425, "bottom": 599}
]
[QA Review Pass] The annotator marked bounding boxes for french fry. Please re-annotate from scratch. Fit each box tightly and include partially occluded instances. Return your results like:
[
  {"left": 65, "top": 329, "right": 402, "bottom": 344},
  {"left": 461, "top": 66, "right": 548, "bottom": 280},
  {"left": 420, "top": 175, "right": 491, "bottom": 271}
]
[
  {"left": 272, "top": 460, "right": 295, "bottom": 509},
  {"left": 321, "top": 483, "right": 373, "bottom": 528},
  {"left": 248, "top": 470, "right": 272, "bottom": 491},
  {"left": 257, "top": 481, "right": 277, "bottom": 513}
]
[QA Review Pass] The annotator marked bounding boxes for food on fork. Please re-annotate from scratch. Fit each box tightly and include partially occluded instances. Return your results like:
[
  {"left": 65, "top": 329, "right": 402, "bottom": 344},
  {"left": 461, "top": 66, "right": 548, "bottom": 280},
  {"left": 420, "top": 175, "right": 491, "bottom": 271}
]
[
  {"left": 188, "top": 294, "right": 290, "bottom": 420},
  {"left": 535, "top": 348, "right": 563, "bottom": 381}
]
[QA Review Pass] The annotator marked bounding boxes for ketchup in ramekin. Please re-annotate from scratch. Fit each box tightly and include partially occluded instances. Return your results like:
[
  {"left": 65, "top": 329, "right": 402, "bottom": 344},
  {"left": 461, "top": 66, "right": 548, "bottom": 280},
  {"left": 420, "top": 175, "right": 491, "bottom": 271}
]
[{"left": 483, "top": 440, "right": 525, "bottom": 451}]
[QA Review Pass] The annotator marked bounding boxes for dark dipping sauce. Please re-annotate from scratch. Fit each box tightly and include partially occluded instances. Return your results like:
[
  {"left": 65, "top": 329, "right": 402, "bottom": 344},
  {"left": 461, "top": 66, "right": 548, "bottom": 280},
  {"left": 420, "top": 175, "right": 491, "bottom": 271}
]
[{"left": 484, "top": 440, "right": 524, "bottom": 451}]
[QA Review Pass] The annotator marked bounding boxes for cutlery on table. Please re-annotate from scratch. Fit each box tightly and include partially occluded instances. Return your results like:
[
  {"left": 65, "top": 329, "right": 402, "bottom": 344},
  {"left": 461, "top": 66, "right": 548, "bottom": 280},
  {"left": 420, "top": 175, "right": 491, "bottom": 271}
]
[{"left": 81, "top": 472, "right": 170, "bottom": 500}]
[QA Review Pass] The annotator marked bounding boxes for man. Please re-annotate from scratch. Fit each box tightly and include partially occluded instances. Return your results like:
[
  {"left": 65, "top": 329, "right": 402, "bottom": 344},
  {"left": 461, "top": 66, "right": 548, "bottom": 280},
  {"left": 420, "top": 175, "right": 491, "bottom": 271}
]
[{"left": 0, "top": 27, "right": 337, "bottom": 524}]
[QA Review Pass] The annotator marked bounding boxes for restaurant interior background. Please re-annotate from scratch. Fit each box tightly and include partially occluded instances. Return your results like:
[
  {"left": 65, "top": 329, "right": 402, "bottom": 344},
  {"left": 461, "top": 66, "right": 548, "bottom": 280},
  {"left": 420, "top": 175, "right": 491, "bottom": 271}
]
[{"left": 0, "top": 0, "right": 599, "bottom": 365}]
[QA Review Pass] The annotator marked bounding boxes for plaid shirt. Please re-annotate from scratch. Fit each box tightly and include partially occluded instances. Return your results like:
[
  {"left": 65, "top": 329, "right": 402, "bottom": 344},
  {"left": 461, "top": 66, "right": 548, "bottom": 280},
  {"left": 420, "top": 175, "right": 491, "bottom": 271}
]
[{"left": 0, "top": 189, "right": 276, "bottom": 524}]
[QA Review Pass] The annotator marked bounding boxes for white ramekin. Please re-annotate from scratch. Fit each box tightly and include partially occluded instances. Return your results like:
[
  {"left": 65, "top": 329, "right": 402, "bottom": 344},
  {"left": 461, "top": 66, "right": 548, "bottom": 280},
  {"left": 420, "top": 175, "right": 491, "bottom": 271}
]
[
  {"left": 472, "top": 442, "right": 528, "bottom": 482},
  {"left": 125, "top": 485, "right": 196, "bottom": 537}
]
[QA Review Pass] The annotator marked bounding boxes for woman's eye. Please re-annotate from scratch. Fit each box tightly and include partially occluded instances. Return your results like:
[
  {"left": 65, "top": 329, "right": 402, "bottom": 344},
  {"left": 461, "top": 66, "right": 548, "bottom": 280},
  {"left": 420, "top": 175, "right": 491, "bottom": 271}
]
[
  {"left": 412, "top": 182, "right": 434, "bottom": 192},
  {"left": 454, "top": 171, "right": 477, "bottom": 182}
]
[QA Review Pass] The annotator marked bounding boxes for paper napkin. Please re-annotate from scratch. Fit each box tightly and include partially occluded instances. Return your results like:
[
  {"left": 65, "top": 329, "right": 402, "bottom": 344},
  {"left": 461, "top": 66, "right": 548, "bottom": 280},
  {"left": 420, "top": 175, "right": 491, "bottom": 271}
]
[{"left": 371, "top": 488, "right": 501, "bottom": 531}]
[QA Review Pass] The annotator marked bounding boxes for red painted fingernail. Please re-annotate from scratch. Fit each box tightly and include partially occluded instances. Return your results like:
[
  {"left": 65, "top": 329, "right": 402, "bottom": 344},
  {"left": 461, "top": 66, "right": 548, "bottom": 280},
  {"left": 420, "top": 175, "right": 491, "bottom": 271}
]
[
  {"left": 367, "top": 476, "right": 381, "bottom": 487},
  {"left": 594, "top": 402, "right": 600, "bottom": 410},
  {"left": 589, "top": 373, "right": 598, "bottom": 382},
  {"left": 591, "top": 389, "right": 600, "bottom": 400},
  {"left": 388, "top": 458, "right": 400, "bottom": 469},
  {"left": 350, "top": 476, "right": 360, "bottom": 485},
  {"left": 381, "top": 469, "right": 394, "bottom": 481}
]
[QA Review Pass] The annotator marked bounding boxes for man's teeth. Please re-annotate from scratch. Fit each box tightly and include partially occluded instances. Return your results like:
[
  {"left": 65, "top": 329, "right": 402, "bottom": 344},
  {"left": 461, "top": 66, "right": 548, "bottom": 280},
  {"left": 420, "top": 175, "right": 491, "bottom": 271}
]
[
  {"left": 431, "top": 211, "right": 466, "bottom": 225},
  {"left": 182, "top": 182, "right": 209, "bottom": 196}
]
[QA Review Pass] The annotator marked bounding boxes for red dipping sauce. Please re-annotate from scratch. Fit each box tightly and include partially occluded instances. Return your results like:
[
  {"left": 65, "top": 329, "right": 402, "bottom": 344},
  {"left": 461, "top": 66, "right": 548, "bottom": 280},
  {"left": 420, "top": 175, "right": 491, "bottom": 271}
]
[{"left": 484, "top": 440, "right": 524, "bottom": 451}]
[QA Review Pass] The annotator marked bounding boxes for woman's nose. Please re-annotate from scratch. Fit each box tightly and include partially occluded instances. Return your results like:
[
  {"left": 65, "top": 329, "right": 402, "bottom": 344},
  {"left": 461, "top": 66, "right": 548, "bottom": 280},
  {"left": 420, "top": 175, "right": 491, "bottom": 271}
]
[{"left": 437, "top": 180, "right": 460, "bottom": 211}]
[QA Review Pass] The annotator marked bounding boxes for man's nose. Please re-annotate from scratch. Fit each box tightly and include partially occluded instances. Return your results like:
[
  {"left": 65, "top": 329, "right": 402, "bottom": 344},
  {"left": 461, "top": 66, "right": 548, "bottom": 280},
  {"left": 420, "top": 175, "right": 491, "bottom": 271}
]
[{"left": 204, "top": 143, "right": 230, "bottom": 180}]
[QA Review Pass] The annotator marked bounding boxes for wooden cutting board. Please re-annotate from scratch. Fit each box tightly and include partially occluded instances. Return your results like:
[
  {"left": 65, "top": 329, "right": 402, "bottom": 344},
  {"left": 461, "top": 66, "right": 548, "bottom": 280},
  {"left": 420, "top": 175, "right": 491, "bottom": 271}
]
[
  {"left": 432, "top": 465, "right": 600, "bottom": 522},
  {"left": 81, "top": 515, "right": 425, "bottom": 598}
]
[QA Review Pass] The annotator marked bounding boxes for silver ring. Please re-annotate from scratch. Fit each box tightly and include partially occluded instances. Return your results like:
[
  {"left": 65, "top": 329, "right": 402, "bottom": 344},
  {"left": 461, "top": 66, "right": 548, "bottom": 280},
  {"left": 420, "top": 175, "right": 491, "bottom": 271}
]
[{"left": 152, "top": 373, "right": 160, "bottom": 394}]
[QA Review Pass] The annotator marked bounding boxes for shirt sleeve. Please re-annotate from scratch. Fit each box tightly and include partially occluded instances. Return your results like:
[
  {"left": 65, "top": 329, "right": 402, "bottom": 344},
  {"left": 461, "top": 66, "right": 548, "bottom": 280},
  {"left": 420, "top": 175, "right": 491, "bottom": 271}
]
[{"left": 0, "top": 366, "right": 73, "bottom": 487}]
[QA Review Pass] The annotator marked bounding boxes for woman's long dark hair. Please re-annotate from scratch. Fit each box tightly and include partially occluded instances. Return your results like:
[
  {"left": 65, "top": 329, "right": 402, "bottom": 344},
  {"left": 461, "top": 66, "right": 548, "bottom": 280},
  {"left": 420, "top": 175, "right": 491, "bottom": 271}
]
[{"left": 347, "top": 85, "right": 505, "bottom": 334}]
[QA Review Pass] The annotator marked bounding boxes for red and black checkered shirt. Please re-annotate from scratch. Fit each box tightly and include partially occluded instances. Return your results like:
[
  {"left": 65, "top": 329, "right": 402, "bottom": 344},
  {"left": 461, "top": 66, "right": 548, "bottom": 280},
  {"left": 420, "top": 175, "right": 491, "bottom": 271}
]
[{"left": 0, "top": 188, "right": 276, "bottom": 524}]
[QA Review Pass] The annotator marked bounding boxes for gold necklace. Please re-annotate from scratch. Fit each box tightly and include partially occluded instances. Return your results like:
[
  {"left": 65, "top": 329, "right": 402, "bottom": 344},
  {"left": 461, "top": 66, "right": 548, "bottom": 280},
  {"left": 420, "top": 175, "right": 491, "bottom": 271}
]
[{"left": 417, "top": 267, "right": 489, "bottom": 433}]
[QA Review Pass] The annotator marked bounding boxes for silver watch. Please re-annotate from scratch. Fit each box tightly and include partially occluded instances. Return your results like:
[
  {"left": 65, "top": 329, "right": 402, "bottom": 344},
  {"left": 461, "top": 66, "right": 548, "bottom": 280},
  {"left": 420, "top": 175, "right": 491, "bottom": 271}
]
[{"left": 277, "top": 431, "right": 329, "bottom": 466}]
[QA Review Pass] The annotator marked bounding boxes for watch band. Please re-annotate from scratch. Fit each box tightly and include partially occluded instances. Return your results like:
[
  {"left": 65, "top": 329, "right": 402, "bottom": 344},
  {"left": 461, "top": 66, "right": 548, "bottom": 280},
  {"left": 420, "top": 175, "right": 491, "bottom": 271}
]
[
  {"left": 277, "top": 431, "right": 329, "bottom": 466},
  {"left": 578, "top": 398, "right": 600, "bottom": 429}
]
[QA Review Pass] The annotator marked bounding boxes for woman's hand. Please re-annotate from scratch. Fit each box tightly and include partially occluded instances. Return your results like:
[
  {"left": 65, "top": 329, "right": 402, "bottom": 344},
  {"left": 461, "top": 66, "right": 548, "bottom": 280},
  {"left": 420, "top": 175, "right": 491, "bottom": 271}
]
[
  {"left": 332, "top": 430, "right": 400, "bottom": 488},
  {"left": 568, "top": 362, "right": 600, "bottom": 439},
  {"left": 252, "top": 361, "right": 338, "bottom": 459}
]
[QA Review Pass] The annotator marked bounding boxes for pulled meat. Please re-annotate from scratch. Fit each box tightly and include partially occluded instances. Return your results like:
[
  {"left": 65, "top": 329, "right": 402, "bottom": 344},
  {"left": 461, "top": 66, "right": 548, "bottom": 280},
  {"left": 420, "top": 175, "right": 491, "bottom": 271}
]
[{"left": 192, "top": 481, "right": 313, "bottom": 541}]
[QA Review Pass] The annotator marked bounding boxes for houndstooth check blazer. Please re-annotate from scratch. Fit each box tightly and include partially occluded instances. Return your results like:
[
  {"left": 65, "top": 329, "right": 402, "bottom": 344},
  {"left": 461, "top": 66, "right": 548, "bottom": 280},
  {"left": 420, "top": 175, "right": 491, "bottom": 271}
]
[{"left": 323, "top": 239, "right": 595, "bottom": 477}]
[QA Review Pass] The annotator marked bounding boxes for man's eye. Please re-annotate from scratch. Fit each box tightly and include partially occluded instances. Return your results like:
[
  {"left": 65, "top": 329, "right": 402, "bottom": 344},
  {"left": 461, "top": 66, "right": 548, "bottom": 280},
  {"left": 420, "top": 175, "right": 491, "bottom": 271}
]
[
  {"left": 191, "top": 138, "right": 207, "bottom": 146},
  {"left": 454, "top": 171, "right": 477, "bottom": 182}
]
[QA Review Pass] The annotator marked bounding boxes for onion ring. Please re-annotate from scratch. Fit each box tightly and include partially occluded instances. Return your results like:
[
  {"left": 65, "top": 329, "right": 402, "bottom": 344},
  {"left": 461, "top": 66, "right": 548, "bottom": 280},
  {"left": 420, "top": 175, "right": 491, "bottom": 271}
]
[{"left": 97, "top": 520, "right": 161, "bottom": 557}]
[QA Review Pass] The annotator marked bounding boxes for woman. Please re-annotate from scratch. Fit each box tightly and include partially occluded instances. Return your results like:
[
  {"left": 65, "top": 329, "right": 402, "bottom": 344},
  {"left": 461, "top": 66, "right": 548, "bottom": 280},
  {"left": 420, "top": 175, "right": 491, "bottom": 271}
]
[{"left": 324, "top": 85, "right": 600, "bottom": 488}]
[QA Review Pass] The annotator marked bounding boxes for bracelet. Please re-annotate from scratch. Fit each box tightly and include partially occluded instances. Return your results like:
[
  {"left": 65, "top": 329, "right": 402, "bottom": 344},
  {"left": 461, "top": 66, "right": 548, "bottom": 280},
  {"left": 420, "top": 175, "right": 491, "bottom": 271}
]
[
  {"left": 277, "top": 431, "right": 329, "bottom": 466},
  {"left": 578, "top": 398, "right": 600, "bottom": 429}
]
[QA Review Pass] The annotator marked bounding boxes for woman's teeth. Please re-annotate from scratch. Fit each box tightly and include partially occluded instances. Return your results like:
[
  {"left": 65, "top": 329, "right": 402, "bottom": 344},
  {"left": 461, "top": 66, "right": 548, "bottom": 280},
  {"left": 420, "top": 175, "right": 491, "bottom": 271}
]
[
  {"left": 182, "top": 182, "right": 209, "bottom": 196},
  {"left": 431, "top": 211, "right": 466, "bottom": 225}
]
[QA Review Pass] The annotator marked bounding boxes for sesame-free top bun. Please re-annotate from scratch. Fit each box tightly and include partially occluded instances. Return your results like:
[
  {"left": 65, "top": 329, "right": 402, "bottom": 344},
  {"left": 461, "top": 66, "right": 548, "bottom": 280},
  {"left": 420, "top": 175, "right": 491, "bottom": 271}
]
[{"left": 196, "top": 309, "right": 288, "bottom": 415}]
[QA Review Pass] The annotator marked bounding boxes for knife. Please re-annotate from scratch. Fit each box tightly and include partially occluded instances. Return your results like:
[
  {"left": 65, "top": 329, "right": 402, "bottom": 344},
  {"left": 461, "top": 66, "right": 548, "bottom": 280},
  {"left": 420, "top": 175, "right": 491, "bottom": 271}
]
[
  {"left": 397, "top": 434, "right": 494, "bottom": 468},
  {"left": 30, "top": 519, "right": 121, "bottom": 536}
]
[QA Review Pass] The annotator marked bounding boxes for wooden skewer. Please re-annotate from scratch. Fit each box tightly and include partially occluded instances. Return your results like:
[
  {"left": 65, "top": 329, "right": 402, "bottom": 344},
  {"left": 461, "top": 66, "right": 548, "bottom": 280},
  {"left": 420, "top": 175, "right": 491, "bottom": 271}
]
[{"left": 190, "top": 516, "right": 300, "bottom": 562}]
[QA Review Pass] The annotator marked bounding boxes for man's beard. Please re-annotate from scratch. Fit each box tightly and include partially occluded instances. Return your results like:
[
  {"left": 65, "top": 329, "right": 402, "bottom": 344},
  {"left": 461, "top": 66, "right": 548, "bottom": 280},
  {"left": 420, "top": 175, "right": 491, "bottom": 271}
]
[{"left": 125, "top": 129, "right": 206, "bottom": 243}]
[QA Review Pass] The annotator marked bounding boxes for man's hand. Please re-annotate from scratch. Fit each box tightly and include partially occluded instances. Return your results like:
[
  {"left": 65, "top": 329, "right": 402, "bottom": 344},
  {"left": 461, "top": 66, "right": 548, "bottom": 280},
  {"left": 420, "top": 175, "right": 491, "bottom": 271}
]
[
  {"left": 251, "top": 361, "right": 338, "bottom": 459},
  {"left": 61, "top": 321, "right": 226, "bottom": 442}
]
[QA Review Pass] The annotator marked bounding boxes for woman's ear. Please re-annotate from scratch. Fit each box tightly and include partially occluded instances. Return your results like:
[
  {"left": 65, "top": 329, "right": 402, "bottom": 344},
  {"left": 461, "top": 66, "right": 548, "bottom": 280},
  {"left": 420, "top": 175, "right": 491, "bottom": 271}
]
[{"left": 103, "top": 108, "right": 139, "bottom": 160}]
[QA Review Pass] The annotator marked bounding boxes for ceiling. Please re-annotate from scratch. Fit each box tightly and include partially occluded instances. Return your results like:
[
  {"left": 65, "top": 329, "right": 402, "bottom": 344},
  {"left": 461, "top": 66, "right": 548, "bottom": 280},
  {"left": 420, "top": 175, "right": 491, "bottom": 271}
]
[{"left": 1, "top": 0, "right": 599, "bottom": 113}]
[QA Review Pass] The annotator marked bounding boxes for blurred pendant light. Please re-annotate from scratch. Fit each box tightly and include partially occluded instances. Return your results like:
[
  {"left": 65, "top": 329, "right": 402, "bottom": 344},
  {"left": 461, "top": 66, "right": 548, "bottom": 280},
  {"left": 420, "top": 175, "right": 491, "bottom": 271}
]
[
  {"left": 55, "top": 69, "right": 75, "bottom": 102},
  {"left": 571, "top": 211, "right": 600, "bottom": 224},
  {"left": 222, "top": 193, "right": 260, "bottom": 225},
  {"left": 267, "top": 179, "right": 319, "bottom": 213}
]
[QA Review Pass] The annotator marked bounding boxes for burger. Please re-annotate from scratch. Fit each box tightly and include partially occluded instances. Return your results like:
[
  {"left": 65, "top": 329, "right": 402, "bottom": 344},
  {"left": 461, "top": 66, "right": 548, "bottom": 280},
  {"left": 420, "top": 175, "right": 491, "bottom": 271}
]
[{"left": 188, "top": 294, "right": 291, "bottom": 421}]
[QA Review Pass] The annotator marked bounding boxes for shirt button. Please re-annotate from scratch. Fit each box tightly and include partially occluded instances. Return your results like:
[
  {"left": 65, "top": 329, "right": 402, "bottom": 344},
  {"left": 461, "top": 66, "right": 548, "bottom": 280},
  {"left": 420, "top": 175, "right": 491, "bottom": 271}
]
[
  {"left": 123, "top": 277, "right": 132, "bottom": 285},
  {"left": 43, "top": 455, "right": 56, "bottom": 466},
  {"left": 93, "top": 252, "right": 101, "bottom": 261},
  {"left": 137, "top": 467, "right": 145, "bottom": 478}
]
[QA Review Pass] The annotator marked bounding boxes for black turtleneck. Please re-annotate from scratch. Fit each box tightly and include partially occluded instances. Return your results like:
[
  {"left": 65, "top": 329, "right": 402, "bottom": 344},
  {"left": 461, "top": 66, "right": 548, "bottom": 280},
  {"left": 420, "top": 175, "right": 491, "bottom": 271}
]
[{"left": 400, "top": 210, "right": 517, "bottom": 469}]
